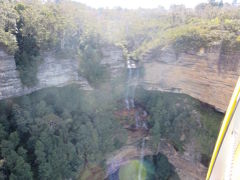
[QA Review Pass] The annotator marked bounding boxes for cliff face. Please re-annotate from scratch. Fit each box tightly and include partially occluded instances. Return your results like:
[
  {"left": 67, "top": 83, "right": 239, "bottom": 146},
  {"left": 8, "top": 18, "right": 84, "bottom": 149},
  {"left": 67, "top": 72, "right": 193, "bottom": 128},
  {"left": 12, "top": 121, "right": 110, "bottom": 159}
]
[
  {"left": 142, "top": 46, "right": 240, "bottom": 112},
  {"left": 0, "top": 45, "right": 239, "bottom": 112},
  {"left": 100, "top": 44, "right": 125, "bottom": 77},
  {"left": 0, "top": 50, "right": 91, "bottom": 100},
  {"left": 0, "top": 45, "right": 235, "bottom": 179},
  {"left": 0, "top": 45, "right": 124, "bottom": 101}
]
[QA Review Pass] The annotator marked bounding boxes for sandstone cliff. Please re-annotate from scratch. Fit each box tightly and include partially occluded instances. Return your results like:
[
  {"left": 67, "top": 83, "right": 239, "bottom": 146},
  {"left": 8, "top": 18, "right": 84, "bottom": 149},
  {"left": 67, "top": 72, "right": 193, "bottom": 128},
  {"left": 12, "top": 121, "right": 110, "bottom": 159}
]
[
  {"left": 0, "top": 45, "right": 239, "bottom": 112},
  {"left": 142, "top": 46, "right": 239, "bottom": 112},
  {"left": 0, "top": 45, "right": 124, "bottom": 101},
  {"left": 0, "top": 50, "right": 91, "bottom": 100},
  {"left": 100, "top": 44, "right": 125, "bottom": 77},
  {"left": 0, "top": 45, "right": 235, "bottom": 180}
]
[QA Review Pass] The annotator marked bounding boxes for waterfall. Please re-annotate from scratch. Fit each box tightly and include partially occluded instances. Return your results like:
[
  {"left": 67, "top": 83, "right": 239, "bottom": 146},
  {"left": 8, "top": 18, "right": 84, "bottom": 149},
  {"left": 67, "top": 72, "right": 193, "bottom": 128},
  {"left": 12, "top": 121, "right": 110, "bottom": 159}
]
[
  {"left": 143, "top": 122, "right": 148, "bottom": 130},
  {"left": 135, "top": 111, "right": 140, "bottom": 128},
  {"left": 131, "top": 67, "right": 139, "bottom": 109},
  {"left": 108, "top": 163, "right": 114, "bottom": 180},
  {"left": 125, "top": 67, "right": 132, "bottom": 110},
  {"left": 108, "top": 159, "right": 120, "bottom": 180},
  {"left": 125, "top": 60, "right": 139, "bottom": 110},
  {"left": 138, "top": 138, "right": 145, "bottom": 180},
  {"left": 107, "top": 60, "right": 149, "bottom": 180},
  {"left": 125, "top": 60, "right": 148, "bottom": 129}
]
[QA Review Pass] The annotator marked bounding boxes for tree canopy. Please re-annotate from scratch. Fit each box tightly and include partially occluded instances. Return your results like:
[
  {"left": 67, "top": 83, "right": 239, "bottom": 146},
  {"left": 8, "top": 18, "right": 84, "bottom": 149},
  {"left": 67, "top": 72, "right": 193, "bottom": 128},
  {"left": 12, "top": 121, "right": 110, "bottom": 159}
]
[
  {"left": 0, "top": 85, "right": 127, "bottom": 179},
  {"left": 1, "top": 0, "right": 240, "bottom": 85}
]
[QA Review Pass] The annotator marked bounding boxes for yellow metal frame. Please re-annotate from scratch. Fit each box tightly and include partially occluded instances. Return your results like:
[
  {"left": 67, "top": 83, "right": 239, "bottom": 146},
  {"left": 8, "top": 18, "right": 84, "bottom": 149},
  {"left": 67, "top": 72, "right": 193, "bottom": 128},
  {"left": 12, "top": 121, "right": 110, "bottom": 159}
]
[{"left": 206, "top": 78, "right": 240, "bottom": 180}]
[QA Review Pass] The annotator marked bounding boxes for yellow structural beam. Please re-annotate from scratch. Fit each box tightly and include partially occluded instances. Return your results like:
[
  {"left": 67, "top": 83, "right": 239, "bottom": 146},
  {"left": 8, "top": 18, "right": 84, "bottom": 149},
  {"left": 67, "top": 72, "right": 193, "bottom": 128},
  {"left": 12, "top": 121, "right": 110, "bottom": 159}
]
[{"left": 206, "top": 78, "right": 240, "bottom": 180}]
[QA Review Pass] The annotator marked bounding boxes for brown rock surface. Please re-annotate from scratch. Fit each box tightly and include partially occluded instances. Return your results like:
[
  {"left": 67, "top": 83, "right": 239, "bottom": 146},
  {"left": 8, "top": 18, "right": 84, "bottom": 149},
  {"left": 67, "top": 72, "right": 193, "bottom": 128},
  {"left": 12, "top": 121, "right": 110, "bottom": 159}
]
[
  {"left": 142, "top": 46, "right": 239, "bottom": 112},
  {"left": 158, "top": 139, "right": 207, "bottom": 180},
  {"left": 1, "top": 44, "right": 239, "bottom": 112}
]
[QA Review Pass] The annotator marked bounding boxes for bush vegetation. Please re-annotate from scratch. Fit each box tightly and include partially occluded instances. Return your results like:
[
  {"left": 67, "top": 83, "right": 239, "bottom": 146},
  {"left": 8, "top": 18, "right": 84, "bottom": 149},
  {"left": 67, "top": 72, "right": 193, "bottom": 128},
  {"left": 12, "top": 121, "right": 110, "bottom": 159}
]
[
  {"left": 144, "top": 153, "right": 179, "bottom": 180},
  {"left": 1, "top": 1, "right": 240, "bottom": 85},
  {"left": 0, "top": 1, "right": 229, "bottom": 178},
  {"left": 0, "top": 84, "right": 224, "bottom": 179},
  {"left": 0, "top": 85, "right": 127, "bottom": 179},
  {"left": 14, "top": 3, "right": 41, "bottom": 86},
  {"left": 135, "top": 88, "right": 223, "bottom": 160},
  {"left": 78, "top": 34, "right": 110, "bottom": 87}
]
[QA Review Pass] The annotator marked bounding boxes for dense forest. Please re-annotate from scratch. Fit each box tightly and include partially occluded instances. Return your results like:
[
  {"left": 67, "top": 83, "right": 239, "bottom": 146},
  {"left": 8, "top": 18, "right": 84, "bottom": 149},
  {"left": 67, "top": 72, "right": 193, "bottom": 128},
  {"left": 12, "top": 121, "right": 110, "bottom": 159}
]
[
  {"left": 0, "top": 84, "right": 222, "bottom": 179},
  {"left": 135, "top": 88, "right": 222, "bottom": 160},
  {"left": 0, "top": 85, "right": 128, "bottom": 179},
  {"left": 0, "top": 0, "right": 231, "bottom": 179},
  {"left": 1, "top": 0, "right": 240, "bottom": 85}
]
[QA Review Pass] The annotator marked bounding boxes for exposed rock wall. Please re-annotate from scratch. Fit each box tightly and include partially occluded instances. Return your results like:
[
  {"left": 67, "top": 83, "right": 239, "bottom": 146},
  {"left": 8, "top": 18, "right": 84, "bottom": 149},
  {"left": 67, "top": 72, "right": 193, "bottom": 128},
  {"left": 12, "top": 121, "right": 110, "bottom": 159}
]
[
  {"left": 1, "top": 44, "right": 239, "bottom": 112},
  {"left": 0, "top": 45, "right": 236, "bottom": 179},
  {"left": 158, "top": 139, "right": 207, "bottom": 180},
  {"left": 0, "top": 50, "right": 91, "bottom": 100},
  {"left": 0, "top": 45, "right": 125, "bottom": 101},
  {"left": 142, "top": 46, "right": 240, "bottom": 112},
  {"left": 100, "top": 43, "right": 125, "bottom": 78}
]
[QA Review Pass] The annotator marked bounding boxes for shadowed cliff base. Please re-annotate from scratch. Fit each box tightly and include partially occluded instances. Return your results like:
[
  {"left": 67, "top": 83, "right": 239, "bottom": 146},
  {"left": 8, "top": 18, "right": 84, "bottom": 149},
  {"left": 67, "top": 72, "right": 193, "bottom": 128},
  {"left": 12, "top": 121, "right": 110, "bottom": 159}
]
[{"left": 0, "top": 84, "right": 222, "bottom": 179}]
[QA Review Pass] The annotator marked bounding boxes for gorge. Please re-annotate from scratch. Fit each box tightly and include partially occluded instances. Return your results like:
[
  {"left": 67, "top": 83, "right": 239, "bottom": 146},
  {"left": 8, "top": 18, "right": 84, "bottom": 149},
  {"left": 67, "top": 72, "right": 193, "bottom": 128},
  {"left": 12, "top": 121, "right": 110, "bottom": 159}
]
[
  {"left": 0, "top": 44, "right": 225, "bottom": 179},
  {"left": 0, "top": 44, "right": 239, "bottom": 112},
  {"left": 1, "top": 1, "right": 239, "bottom": 179}
]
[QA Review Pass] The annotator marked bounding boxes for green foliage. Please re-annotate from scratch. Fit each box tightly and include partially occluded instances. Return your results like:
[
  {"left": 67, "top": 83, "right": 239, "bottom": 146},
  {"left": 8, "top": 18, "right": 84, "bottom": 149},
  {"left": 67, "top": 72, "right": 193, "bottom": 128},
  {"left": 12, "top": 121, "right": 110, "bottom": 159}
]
[
  {"left": 144, "top": 153, "right": 177, "bottom": 180},
  {"left": 173, "top": 31, "right": 208, "bottom": 53},
  {"left": 14, "top": 42, "right": 41, "bottom": 87},
  {"left": 0, "top": 1, "right": 18, "bottom": 54},
  {"left": 0, "top": 1, "right": 94, "bottom": 86},
  {"left": 153, "top": 154, "right": 173, "bottom": 180},
  {"left": 119, "top": 153, "right": 177, "bottom": 180},
  {"left": 14, "top": 4, "right": 41, "bottom": 86},
  {"left": 1, "top": 1, "right": 240, "bottom": 59},
  {"left": 135, "top": 88, "right": 223, "bottom": 158},
  {"left": 79, "top": 34, "right": 109, "bottom": 87},
  {"left": 1, "top": 132, "right": 33, "bottom": 180},
  {"left": 119, "top": 160, "right": 147, "bottom": 180},
  {"left": 1, "top": 1, "right": 240, "bottom": 85},
  {"left": 111, "top": 3, "right": 240, "bottom": 59},
  {"left": 0, "top": 85, "right": 127, "bottom": 179}
]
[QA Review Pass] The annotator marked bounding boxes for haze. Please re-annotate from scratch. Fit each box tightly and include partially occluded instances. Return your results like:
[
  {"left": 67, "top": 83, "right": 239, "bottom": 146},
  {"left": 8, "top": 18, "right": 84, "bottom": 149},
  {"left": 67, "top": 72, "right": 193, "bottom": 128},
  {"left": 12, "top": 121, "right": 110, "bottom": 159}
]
[{"left": 73, "top": 0, "right": 233, "bottom": 9}]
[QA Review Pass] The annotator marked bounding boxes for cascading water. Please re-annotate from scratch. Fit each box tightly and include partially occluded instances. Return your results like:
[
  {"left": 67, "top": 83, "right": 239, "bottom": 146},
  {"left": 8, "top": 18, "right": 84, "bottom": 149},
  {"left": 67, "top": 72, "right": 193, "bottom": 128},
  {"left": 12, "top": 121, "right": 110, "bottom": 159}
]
[
  {"left": 125, "top": 60, "right": 143, "bottom": 128},
  {"left": 107, "top": 60, "right": 148, "bottom": 180},
  {"left": 126, "top": 60, "right": 148, "bottom": 180},
  {"left": 138, "top": 138, "right": 145, "bottom": 180},
  {"left": 125, "top": 60, "right": 139, "bottom": 110},
  {"left": 125, "top": 67, "right": 132, "bottom": 110},
  {"left": 135, "top": 111, "right": 141, "bottom": 128},
  {"left": 108, "top": 161, "right": 119, "bottom": 180}
]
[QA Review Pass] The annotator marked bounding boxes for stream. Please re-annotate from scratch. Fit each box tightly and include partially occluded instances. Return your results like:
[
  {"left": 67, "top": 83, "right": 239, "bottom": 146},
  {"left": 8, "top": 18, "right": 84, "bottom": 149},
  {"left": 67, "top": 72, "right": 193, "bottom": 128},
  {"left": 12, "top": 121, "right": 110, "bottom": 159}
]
[
  {"left": 138, "top": 138, "right": 145, "bottom": 180},
  {"left": 107, "top": 60, "right": 149, "bottom": 180}
]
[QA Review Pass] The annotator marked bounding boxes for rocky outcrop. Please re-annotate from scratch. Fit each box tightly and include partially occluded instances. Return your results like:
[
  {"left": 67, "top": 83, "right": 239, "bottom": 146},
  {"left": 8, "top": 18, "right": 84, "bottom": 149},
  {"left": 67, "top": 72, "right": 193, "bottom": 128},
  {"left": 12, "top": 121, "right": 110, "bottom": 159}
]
[
  {"left": 0, "top": 44, "right": 125, "bottom": 101},
  {"left": 158, "top": 139, "right": 207, "bottom": 180},
  {"left": 0, "top": 50, "right": 91, "bottom": 100},
  {"left": 100, "top": 43, "right": 125, "bottom": 78},
  {"left": 142, "top": 46, "right": 240, "bottom": 112},
  {"left": 0, "top": 45, "right": 234, "bottom": 179},
  {"left": 1, "top": 44, "right": 239, "bottom": 112}
]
